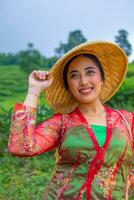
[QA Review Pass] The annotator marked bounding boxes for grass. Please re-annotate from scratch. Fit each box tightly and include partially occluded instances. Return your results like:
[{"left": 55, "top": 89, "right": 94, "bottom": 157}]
[
  {"left": 0, "top": 65, "right": 49, "bottom": 108},
  {"left": 1, "top": 152, "right": 56, "bottom": 200},
  {"left": 0, "top": 65, "right": 55, "bottom": 200}
]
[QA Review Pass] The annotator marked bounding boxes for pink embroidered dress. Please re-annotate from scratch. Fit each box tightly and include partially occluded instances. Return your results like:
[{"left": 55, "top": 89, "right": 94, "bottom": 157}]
[{"left": 8, "top": 103, "right": 134, "bottom": 200}]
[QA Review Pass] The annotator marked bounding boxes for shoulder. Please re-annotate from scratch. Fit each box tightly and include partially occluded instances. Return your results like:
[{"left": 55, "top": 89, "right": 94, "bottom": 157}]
[
  {"left": 113, "top": 107, "right": 133, "bottom": 118},
  {"left": 108, "top": 105, "right": 133, "bottom": 116},
  {"left": 42, "top": 112, "right": 63, "bottom": 125},
  {"left": 109, "top": 106, "right": 134, "bottom": 127},
  {"left": 52, "top": 112, "right": 63, "bottom": 119},
  {"left": 50, "top": 110, "right": 79, "bottom": 124}
]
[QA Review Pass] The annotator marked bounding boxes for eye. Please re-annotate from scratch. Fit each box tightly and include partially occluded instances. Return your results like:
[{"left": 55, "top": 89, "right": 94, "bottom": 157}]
[
  {"left": 70, "top": 73, "right": 79, "bottom": 79},
  {"left": 86, "top": 70, "right": 95, "bottom": 76}
]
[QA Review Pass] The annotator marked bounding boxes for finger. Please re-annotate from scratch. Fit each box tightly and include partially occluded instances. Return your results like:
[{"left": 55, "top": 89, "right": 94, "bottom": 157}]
[
  {"left": 39, "top": 70, "right": 50, "bottom": 79},
  {"left": 43, "top": 76, "right": 54, "bottom": 88},
  {"left": 31, "top": 70, "right": 50, "bottom": 80},
  {"left": 46, "top": 71, "right": 52, "bottom": 80},
  {"left": 29, "top": 71, "right": 37, "bottom": 80},
  {"left": 40, "top": 71, "right": 50, "bottom": 80},
  {"left": 30, "top": 70, "right": 37, "bottom": 76},
  {"left": 44, "top": 71, "right": 50, "bottom": 79},
  {"left": 45, "top": 71, "right": 50, "bottom": 75},
  {"left": 37, "top": 70, "right": 44, "bottom": 79},
  {"left": 42, "top": 71, "right": 48, "bottom": 79}
]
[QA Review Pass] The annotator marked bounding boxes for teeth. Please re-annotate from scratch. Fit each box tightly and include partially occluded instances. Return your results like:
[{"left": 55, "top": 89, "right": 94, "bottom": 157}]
[{"left": 79, "top": 88, "right": 92, "bottom": 93}]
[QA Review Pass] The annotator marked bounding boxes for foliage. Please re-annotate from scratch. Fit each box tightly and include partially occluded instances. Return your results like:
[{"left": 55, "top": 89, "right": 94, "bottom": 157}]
[
  {"left": 107, "top": 63, "right": 134, "bottom": 110},
  {"left": 0, "top": 43, "right": 58, "bottom": 74},
  {"left": 0, "top": 53, "right": 19, "bottom": 65},
  {"left": 18, "top": 43, "right": 47, "bottom": 74},
  {"left": 0, "top": 88, "right": 55, "bottom": 200},
  {"left": 55, "top": 30, "right": 87, "bottom": 57},
  {"left": 1, "top": 153, "right": 55, "bottom": 200},
  {"left": 46, "top": 56, "right": 58, "bottom": 68},
  {"left": 115, "top": 29, "right": 132, "bottom": 56},
  {"left": 0, "top": 65, "right": 28, "bottom": 105}
]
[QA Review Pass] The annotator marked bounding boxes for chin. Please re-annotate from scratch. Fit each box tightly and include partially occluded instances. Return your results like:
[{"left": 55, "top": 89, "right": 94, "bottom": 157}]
[{"left": 76, "top": 96, "right": 98, "bottom": 104}]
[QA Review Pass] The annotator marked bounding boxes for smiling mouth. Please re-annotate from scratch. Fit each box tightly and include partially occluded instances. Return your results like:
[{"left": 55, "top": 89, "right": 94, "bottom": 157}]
[{"left": 79, "top": 87, "right": 93, "bottom": 95}]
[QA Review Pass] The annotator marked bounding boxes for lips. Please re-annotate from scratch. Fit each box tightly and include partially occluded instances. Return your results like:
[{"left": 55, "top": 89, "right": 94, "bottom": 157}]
[{"left": 79, "top": 87, "right": 93, "bottom": 94}]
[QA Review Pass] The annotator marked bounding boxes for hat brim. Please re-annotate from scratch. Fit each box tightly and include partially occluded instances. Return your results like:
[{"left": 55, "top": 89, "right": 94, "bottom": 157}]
[{"left": 45, "top": 41, "right": 128, "bottom": 114}]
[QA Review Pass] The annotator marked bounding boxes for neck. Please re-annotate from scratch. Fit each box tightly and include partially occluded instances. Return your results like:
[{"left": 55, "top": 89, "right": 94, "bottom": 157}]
[{"left": 78, "top": 98, "right": 105, "bottom": 115}]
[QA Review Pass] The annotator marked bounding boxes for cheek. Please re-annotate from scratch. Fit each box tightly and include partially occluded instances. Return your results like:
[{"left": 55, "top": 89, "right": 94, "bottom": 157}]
[
  {"left": 67, "top": 79, "right": 78, "bottom": 92},
  {"left": 92, "top": 74, "right": 102, "bottom": 84}
]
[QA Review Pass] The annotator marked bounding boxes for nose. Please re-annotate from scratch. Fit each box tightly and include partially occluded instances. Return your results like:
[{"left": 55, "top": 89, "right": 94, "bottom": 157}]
[{"left": 79, "top": 75, "right": 89, "bottom": 86}]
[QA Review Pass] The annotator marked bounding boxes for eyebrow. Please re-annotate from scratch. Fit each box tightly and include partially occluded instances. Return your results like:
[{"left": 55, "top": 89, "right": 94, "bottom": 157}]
[{"left": 69, "top": 66, "right": 96, "bottom": 74}]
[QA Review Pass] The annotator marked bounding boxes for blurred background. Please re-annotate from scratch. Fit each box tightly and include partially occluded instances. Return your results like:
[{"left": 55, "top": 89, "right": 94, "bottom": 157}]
[{"left": 0, "top": 0, "right": 134, "bottom": 199}]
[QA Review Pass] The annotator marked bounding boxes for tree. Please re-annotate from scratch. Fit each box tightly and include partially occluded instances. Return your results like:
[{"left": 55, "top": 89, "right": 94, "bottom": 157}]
[
  {"left": 115, "top": 29, "right": 132, "bottom": 56},
  {"left": 55, "top": 30, "right": 87, "bottom": 57},
  {"left": 28, "top": 42, "right": 34, "bottom": 49},
  {"left": 47, "top": 56, "right": 58, "bottom": 68},
  {"left": 18, "top": 43, "right": 45, "bottom": 74},
  {"left": 0, "top": 53, "right": 19, "bottom": 65}
]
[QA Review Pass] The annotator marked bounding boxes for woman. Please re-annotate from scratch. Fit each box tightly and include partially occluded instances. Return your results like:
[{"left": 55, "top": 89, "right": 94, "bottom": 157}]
[{"left": 8, "top": 41, "right": 134, "bottom": 200}]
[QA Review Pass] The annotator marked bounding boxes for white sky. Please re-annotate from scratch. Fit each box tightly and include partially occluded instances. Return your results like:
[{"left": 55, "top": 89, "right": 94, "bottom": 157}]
[{"left": 0, "top": 0, "right": 134, "bottom": 61}]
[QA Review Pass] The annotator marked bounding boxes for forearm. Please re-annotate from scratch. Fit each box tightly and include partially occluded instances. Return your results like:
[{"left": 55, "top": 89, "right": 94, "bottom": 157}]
[
  {"left": 24, "top": 87, "right": 41, "bottom": 108},
  {"left": 24, "top": 93, "right": 39, "bottom": 108}
]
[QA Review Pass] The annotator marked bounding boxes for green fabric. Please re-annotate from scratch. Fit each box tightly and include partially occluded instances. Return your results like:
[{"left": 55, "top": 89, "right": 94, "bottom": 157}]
[
  {"left": 44, "top": 123, "right": 133, "bottom": 199},
  {"left": 90, "top": 125, "right": 106, "bottom": 147}
]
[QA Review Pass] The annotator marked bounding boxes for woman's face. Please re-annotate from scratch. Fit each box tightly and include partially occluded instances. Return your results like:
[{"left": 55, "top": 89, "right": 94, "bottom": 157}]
[{"left": 67, "top": 55, "right": 103, "bottom": 104}]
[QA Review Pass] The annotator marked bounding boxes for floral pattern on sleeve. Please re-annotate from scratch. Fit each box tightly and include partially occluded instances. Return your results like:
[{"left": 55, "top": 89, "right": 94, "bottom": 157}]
[
  {"left": 8, "top": 103, "right": 62, "bottom": 156},
  {"left": 128, "top": 112, "right": 134, "bottom": 190}
]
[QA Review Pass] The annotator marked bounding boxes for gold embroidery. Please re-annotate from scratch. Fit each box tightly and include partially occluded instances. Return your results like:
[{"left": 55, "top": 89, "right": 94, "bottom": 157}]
[{"left": 96, "top": 164, "right": 117, "bottom": 198}]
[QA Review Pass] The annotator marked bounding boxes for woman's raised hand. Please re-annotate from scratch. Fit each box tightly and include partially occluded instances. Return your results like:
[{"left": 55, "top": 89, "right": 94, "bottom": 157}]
[{"left": 27, "top": 70, "right": 53, "bottom": 96}]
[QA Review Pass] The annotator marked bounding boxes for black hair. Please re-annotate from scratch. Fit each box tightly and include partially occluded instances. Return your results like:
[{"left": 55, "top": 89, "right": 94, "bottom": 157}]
[{"left": 63, "top": 53, "right": 105, "bottom": 90}]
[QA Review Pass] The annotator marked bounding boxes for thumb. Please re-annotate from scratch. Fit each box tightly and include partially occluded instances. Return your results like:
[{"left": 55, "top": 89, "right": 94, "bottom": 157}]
[{"left": 42, "top": 76, "right": 54, "bottom": 89}]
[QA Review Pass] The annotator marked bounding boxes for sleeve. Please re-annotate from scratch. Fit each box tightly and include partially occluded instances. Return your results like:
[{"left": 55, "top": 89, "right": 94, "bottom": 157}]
[
  {"left": 128, "top": 112, "right": 134, "bottom": 192},
  {"left": 131, "top": 112, "right": 134, "bottom": 149},
  {"left": 8, "top": 103, "right": 63, "bottom": 157}
]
